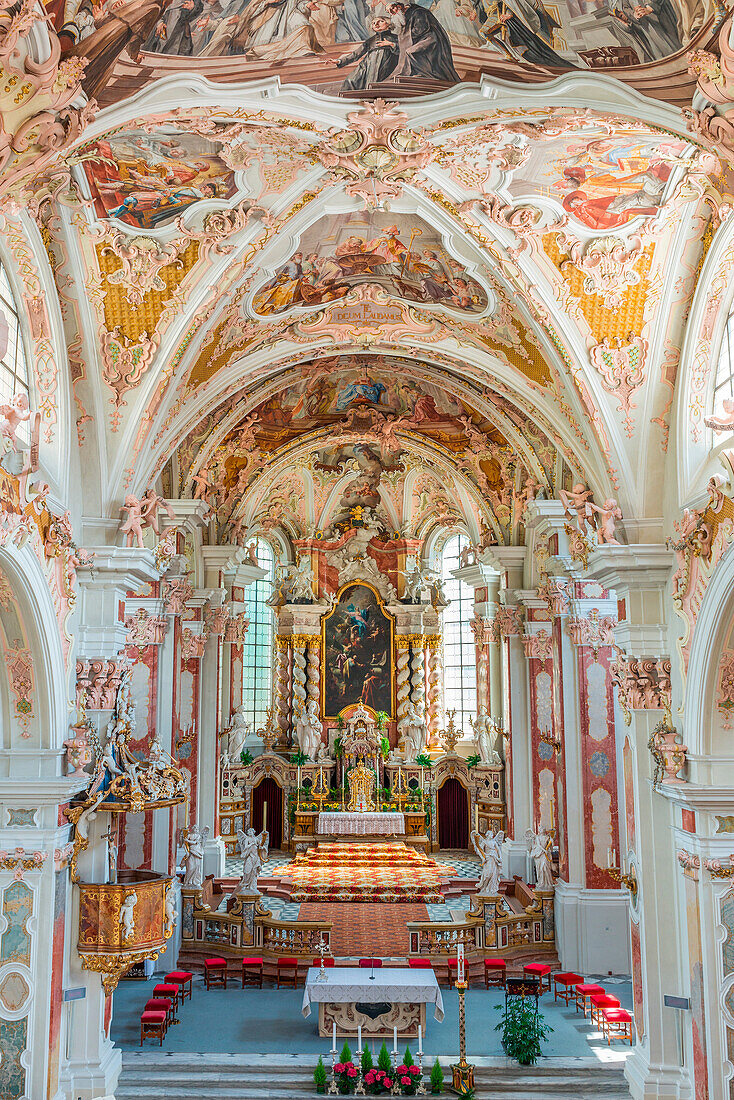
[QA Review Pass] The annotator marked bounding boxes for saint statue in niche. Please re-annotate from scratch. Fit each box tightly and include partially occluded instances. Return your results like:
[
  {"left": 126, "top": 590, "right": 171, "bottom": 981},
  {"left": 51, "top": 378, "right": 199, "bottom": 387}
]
[{"left": 322, "top": 583, "right": 394, "bottom": 718}]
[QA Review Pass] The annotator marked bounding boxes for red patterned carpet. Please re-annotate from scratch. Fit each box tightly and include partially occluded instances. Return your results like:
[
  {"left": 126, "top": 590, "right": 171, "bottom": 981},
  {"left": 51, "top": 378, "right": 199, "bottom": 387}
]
[
  {"left": 284, "top": 843, "right": 456, "bottom": 903},
  {"left": 299, "top": 902, "right": 429, "bottom": 957}
]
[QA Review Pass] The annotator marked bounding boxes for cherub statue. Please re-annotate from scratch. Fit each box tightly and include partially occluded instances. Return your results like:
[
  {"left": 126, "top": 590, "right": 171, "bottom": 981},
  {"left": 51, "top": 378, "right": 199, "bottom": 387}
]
[
  {"left": 0, "top": 392, "right": 30, "bottom": 453},
  {"left": 234, "top": 826, "right": 269, "bottom": 896},
  {"left": 525, "top": 827, "right": 554, "bottom": 889},
  {"left": 119, "top": 892, "right": 137, "bottom": 940},
  {"left": 400, "top": 701, "right": 427, "bottom": 761},
  {"left": 470, "top": 827, "right": 505, "bottom": 896},
  {"left": 286, "top": 556, "right": 315, "bottom": 603},
  {"left": 470, "top": 705, "right": 501, "bottom": 765},
  {"left": 401, "top": 560, "right": 435, "bottom": 603},
  {"left": 590, "top": 498, "right": 622, "bottom": 545},
  {"left": 140, "top": 488, "right": 175, "bottom": 536},
  {"left": 192, "top": 465, "right": 214, "bottom": 504},
  {"left": 559, "top": 484, "right": 594, "bottom": 535},
  {"left": 245, "top": 540, "right": 259, "bottom": 566},
  {"left": 182, "top": 823, "right": 209, "bottom": 888},
  {"left": 119, "top": 495, "right": 146, "bottom": 548}
]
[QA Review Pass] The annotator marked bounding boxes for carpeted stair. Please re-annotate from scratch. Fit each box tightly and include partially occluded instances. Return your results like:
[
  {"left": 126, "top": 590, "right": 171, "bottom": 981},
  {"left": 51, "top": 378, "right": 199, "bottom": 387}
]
[
  {"left": 270, "top": 842, "right": 457, "bottom": 903},
  {"left": 116, "top": 1053, "right": 632, "bottom": 1098}
]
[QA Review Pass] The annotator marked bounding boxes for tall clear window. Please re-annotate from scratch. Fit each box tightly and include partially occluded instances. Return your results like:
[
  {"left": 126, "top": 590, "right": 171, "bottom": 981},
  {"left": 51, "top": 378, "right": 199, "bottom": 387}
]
[
  {"left": 713, "top": 309, "right": 734, "bottom": 421},
  {"left": 241, "top": 538, "right": 275, "bottom": 732},
  {"left": 0, "top": 262, "right": 30, "bottom": 444},
  {"left": 441, "top": 533, "right": 476, "bottom": 736}
]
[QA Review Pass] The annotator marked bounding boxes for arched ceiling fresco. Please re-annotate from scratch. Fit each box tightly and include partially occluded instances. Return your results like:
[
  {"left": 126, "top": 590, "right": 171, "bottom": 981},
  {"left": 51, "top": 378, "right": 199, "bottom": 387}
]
[{"left": 5, "top": 4, "right": 734, "bottom": 549}]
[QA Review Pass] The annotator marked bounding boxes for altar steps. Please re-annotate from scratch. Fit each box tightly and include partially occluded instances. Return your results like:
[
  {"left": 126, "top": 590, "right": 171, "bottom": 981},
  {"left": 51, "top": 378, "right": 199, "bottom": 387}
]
[{"left": 116, "top": 1054, "right": 632, "bottom": 1098}]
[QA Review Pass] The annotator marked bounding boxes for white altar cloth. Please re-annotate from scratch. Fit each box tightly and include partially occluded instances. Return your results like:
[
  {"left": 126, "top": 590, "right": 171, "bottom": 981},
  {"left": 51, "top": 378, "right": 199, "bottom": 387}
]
[
  {"left": 318, "top": 811, "right": 405, "bottom": 836},
  {"left": 302, "top": 967, "right": 444, "bottom": 1021}
]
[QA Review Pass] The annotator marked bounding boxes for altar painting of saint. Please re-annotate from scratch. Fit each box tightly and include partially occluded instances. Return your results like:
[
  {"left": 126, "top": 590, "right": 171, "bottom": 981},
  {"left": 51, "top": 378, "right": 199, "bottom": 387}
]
[{"left": 322, "top": 584, "right": 394, "bottom": 718}]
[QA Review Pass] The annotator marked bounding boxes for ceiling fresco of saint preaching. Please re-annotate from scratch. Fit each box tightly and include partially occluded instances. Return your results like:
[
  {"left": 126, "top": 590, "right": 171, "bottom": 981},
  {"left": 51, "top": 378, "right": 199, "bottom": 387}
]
[
  {"left": 251, "top": 212, "right": 489, "bottom": 317},
  {"left": 45, "top": 0, "right": 716, "bottom": 101}
]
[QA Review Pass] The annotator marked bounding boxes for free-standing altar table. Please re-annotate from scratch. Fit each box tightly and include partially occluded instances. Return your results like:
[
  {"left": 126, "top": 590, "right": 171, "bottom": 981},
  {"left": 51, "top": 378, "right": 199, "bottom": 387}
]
[
  {"left": 302, "top": 966, "right": 444, "bottom": 1038},
  {"left": 317, "top": 811, "right": 405, "bottom": 836}
]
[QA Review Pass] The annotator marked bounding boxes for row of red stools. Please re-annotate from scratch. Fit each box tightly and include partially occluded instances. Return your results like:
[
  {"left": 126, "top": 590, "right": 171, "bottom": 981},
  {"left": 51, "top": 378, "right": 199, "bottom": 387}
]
[
  {"left": 552, "top": 971, "right": 633, "bottom": 1045},
  {"left": 140, "top": 970, "right": 193, "bottom": 1046}
]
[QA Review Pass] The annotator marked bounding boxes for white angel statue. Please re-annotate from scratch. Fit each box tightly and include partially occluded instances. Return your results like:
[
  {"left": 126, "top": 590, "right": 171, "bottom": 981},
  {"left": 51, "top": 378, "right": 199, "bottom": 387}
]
[
  {"left": 470, "top": 705, "right": 501, "bottom": 765},
  {"left": 470, "top": 827, "right": 504, "bottom": 896},
  {"left": 234, "top": 826, "right": 269, "bottom": 896}
]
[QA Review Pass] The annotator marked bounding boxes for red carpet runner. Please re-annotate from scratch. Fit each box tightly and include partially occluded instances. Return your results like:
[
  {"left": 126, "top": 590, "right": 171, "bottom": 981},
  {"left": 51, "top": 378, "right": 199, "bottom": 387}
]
[
  {"left": 284, "top": 843, "right": 456, "bottom": 903},
  {"left": 299, "top": 902, "right": 430, "bottom": 957}
]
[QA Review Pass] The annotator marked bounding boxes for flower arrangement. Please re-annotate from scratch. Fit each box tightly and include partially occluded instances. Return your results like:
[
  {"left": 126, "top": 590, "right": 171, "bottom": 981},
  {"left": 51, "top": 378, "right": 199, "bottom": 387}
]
[
  {"left": 395, "top": 1063, "right": 422, "bottom": 1094},
  {"left": 333, "top": 1060, "right": 359, "bottom": 1093},
  {"left": 363, "top": 1067, "right": 394, "bottom": 1094}
]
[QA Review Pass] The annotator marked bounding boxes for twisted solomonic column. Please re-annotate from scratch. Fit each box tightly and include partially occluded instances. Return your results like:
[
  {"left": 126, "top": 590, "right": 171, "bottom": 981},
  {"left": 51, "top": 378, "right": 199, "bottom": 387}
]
[
  {"left": 292, "top": 639, "right": 308, "bottom": 732},
  {"left": 411, "top": 636, "right": 427, "bottom": 717},
  {"left": 306, "top": 638, "right": 320, "bottom": 714},
  {"left": 396, "top": 637, "right": 412, "bottom": 737},
  {"left": 426, "top": 634, "right": 443, "bottom": 751},
  {"left": 274, "top": 636, "right": 292, "bottom": 745}
]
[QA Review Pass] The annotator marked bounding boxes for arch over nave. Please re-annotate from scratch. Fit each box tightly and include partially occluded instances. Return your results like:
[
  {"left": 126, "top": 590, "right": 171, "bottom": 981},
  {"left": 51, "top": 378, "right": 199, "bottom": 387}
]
[{"left": 6, "top": 4, "right": 734, "bottom": 1098}]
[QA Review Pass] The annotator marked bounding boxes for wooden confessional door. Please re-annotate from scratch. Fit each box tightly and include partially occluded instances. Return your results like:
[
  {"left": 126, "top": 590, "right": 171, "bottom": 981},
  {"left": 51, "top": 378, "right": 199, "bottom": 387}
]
[
  {"left": 437, "top": 777, "right": 469, "bottom": 849},
  {"left": 251, "top": 777, "right": 283, "bottom": 850}
]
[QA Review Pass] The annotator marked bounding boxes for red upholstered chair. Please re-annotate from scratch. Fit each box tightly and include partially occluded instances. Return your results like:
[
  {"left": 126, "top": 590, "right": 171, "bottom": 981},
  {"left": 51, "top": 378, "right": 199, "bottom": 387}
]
[
  {"left": 553, "top": 972, "right": 584, "bottom": 1005},
  {"left": 522, "top": 963, "right": 552, "bottom": 995},
  {"left": 203, "top": 958, "right": 227, "bottom": 990},
  {"left": 140, "top": 1010, "right": 167, "bottom": 1046},
  {"left": 484, "top": 959, "right": 507, "bottom": 989},
  {"left": 165, "top": 970, "right": 193, "bottom": 1002},
  {"left": 602, "top": 1007, "right": 633, "bottom": 1045},
  {"left": 152, "top": 983, "right": 179, "bottom": 1015},
  {"left": 446, "top": 958, "right": 459, "bottom": 987},
  {"left": 276, "top": 957, "right": 299, "bottom": 988},
  {"left": 242, "top": 957, "right": 264, "bottom": 988},
  {"left": 590, "top": 993, "right": 621, "bottom": 1029},
  {"left": 574, "top": 982, "right": 605, "bottom": 1016},
  {"left": 313, "top": 957, "right": 335, "bottom": 968},
  {"left": 144, "top": 997, "right": 174, "bottom": 1028},
  {"left": 359, "top": 958, "right": 382, "bottom": 968},
  {"left": 409, "top": 958, "right": 433, "bottom": 969}
]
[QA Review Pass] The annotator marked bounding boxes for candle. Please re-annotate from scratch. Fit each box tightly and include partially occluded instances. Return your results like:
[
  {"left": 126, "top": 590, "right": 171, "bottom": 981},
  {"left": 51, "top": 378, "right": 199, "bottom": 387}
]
[
  {"left": 262, "top": 801, "right": 267, "bottom": 831},
  {"left": 393, "top": 1026, "right": 397, "bottom": 1052},
  {"left": 420, "top": 768, "right": 424, "bottom": 792},
  {"left": 358, "top": 1025, "right": 362, "bottom": 1053},
  {"left": 474, "top": 802, "right": 479, "bottom": 834},
  {"left": 298, "top": 764, "right": 302, "bottom": 791},
  {"left": 418, "top": 1025, "right": 422, "bottom": 1055},
  {"left": 319, "top": 766, "right": 323, "bottom": 793},
  {"left": 333, "top": 1021, "right": 337, "bottom": 1051},
  {"left": 607, "top": 847, "right": 611, "bottom": 869},
  {"left": 458, "top": 944, "right": 465, "bottom": 984}
]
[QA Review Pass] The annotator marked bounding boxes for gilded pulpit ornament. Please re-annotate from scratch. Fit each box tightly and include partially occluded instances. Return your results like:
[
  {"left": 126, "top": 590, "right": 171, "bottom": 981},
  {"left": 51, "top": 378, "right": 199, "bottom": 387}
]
[{"left": 439, "top": 709, "right": 461, "bottom": 753}]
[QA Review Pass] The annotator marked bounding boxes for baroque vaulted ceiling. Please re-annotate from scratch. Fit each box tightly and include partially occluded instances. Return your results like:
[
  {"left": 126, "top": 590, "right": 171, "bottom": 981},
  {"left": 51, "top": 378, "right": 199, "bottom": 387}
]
[{"left": 3, "top": 4, "right": 734, "bottom": 545}]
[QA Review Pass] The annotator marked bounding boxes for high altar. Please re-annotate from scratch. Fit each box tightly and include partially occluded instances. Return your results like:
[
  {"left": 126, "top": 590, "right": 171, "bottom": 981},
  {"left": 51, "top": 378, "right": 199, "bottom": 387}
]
[{"left": 219, "top": 541, "right": 506, "bottom": 855}]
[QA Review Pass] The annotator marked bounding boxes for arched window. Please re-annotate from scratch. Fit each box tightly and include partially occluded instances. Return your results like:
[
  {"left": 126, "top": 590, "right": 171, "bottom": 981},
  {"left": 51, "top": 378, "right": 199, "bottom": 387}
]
[
  {"left": 240, "top": 538, "right": 275, "bottom": 732},
  {"left": 713, "top": 308, "right": 734, "bottom": 420},
  {"left": 0, "top": 261, "right": 31, "bottom": 443},
  {"left": 440, "top": 533, "right": 476, "bottom": 736}
]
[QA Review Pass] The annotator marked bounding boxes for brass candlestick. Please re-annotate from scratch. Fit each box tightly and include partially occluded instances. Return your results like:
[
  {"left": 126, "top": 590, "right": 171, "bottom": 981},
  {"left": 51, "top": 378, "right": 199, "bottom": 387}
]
[{"left": 450, "top": 980, "right": 475, "bottom": 1093}]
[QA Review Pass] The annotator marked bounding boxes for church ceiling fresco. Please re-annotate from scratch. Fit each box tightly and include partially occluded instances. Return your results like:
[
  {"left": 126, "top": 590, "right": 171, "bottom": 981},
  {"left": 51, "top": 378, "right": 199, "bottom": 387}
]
[
  {"left": 250, "top": 211, "right": 490, "bottom": 316},
  {"left": 79, "top": 126, "right": 238, "bottom": 228},
  {"left": 43, "top": 0, "right": 720, "bottom": 105}
]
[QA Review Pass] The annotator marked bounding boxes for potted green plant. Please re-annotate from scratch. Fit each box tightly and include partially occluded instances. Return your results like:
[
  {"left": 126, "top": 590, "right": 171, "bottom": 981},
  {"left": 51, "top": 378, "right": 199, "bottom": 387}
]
[
  {"left": 380, "top": 735, "right": 390, "bottom": 758},
  {"left": 333, "top": 1042, "right": 359, "bottom": 1094},
  {"left": 415, "top": 753, "right": 432, "bottom": 768},
  {"left": 239, "top": 748, "right": 253, "bottom": 765},
  {"left": 290, "top": 749, "right": 308, "bottom": 766},
  {"left": 429, "top": 1059, "right": 443, "bottom": 1094},
  {"left": 466, "top": 754, "right": 481, "bottom": 769},
  {"left": 314, "top": 1056, "right": 327, "bottom": 1094},
  {"left": 494, "top": 997, "right": 553, "bottom": 1065},
  {"left": 375, "top": 710, "right": 388, "bottom": 731}
]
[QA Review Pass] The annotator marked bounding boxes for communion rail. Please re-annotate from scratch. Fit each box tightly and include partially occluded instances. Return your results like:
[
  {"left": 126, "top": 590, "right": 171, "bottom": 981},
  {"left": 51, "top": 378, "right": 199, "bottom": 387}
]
[
  {"left": 179, "top": 879, "right": 331, "bottom": 978},
  {"left": 407, "top": 886, "right": 556, "bottom": 977}
]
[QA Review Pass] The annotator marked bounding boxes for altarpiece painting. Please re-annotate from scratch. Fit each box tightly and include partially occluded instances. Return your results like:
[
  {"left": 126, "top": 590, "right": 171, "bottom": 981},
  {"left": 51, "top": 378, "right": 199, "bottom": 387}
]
[{"left": 322, "top": 584, "right": 394, "bottom": 719}]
